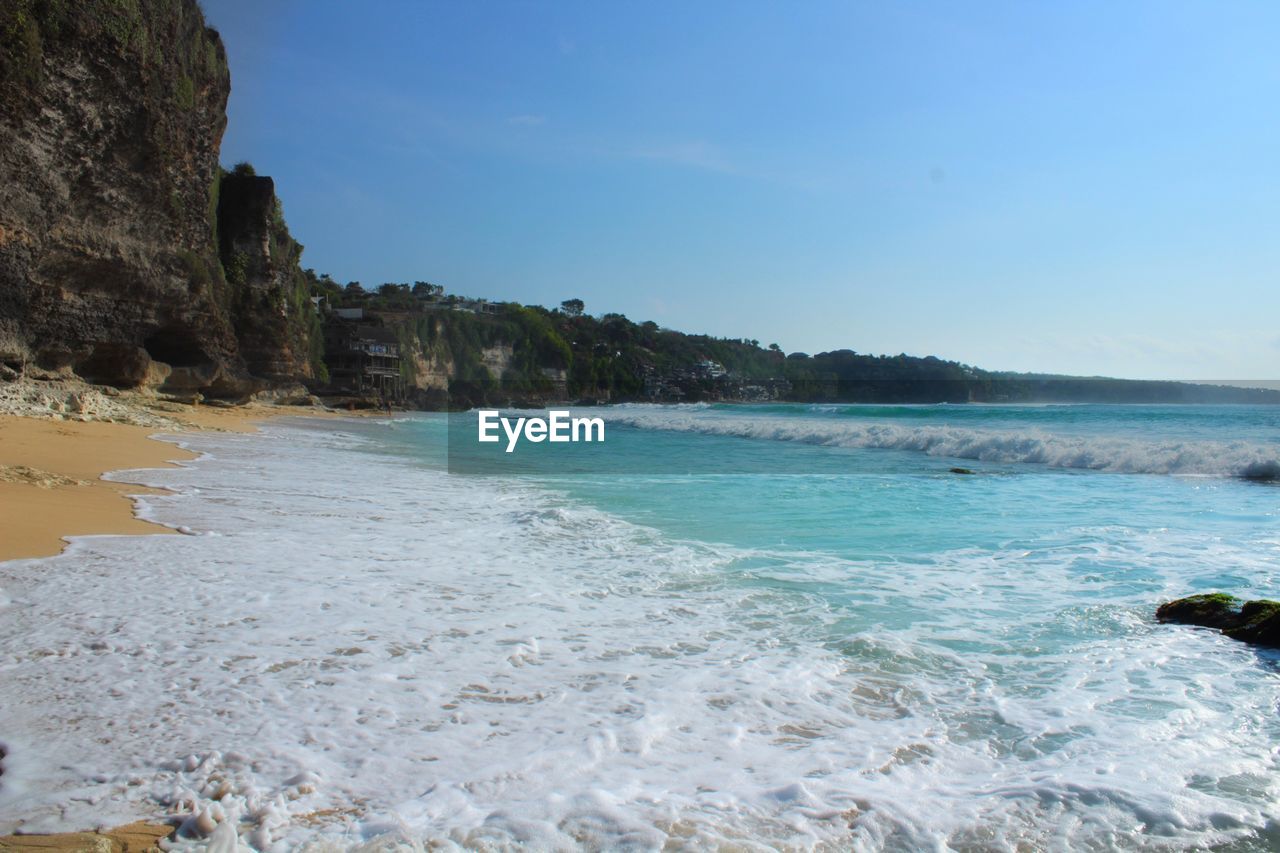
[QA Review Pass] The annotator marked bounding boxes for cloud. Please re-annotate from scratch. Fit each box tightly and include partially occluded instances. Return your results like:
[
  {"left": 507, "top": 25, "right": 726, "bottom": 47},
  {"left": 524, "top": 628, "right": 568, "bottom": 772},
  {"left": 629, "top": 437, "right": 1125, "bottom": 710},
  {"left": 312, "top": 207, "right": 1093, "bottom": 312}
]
[{"left": 507, "top": 114, "right": 547, "bottom": 127}]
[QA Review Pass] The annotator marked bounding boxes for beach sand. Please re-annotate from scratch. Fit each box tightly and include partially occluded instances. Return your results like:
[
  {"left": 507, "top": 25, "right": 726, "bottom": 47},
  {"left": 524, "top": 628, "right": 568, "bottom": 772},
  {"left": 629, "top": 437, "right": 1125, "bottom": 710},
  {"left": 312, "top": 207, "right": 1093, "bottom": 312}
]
[
  {"left": 0, "top": 402, "right": 334, "bottom": 562},
  {"left": 0, "top": 821, "right": 173, "bottom": 852},
  {"left": 0, "top": 416, "right": 194, "bottom": 561}
]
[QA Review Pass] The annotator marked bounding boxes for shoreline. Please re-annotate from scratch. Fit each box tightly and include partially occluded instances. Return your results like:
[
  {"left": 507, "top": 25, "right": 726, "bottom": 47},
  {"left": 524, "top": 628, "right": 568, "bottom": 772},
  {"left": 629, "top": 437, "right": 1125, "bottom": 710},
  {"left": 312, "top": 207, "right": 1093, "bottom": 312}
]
[
  {"left": 0, "top": 393, "right": 367, "bottom": 563},
  {"left": 0, "top": 821, "right": 174, "bottom": 852},
  {"left": 0, "top": 394, "right": 371, "bottom": 848},
  {"left": 0, "top": 415, "right": 199, "bottom": 562}
]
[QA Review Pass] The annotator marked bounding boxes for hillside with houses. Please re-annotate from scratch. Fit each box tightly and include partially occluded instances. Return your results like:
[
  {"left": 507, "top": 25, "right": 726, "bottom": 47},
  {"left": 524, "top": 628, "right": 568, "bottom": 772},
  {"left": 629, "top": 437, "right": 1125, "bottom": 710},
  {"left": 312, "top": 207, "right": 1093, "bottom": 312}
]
[{"left": 302, "top": 274, "right": 1280, "bottom": 409}]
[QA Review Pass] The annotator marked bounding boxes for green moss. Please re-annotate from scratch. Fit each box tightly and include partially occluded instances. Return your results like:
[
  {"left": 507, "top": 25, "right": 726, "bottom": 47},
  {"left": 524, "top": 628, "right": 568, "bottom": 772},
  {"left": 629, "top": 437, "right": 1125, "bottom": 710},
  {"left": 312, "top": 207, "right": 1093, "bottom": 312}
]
[
  {"left": 1158, "top": 593, "right": 1280, "bottom": 649},
  {"left": 1187, "top": 593, "right": 1238, "bottom": 608},
  {"left": 176, "top": 247, "right": 213, "bottom": 293},
  {"left": 174, "top": 72, "right": 193, "bottom": 109},
  {"left": 2, "top": 0, "right": 220, "bottom": 88},
  {"left": 224, "top": 251, "right": 248, "bottom": 287},
  {"left": 1239, "top": 600, "right": 1280, "bottom": 621},
  {"left": 1155, "top": 593, "right": 1241, "bottom": 626},
  {"left": 0, "top": 1, "right": 44, "bottom": 89},
  {"left": 1226, "top": 600, "right": 1280, "bottom": 646},
  {"left": 207, "top": 166, "right": 223, "bottom": 245},
  {"left": 395, "top": 326, "right": 418, "bottom": 385},
  {"left": 92, "top": 0, "right": 144, "bottom": 55},
  {"left": 201, "top": 37, "right": 221, "bottom": 78}
]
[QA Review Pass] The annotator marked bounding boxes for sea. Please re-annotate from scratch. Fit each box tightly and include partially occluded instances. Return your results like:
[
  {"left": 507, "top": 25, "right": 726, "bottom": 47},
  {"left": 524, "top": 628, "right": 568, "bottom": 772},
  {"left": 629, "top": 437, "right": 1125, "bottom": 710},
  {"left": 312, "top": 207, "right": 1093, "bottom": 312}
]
[{"left": 1, "top": 402, "right": 1279, "bottom": 851}]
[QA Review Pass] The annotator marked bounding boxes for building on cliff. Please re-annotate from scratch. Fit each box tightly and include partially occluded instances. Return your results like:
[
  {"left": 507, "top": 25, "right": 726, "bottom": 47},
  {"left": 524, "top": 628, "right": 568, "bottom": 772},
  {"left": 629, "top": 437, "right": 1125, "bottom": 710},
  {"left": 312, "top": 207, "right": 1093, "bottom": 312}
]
[{"left": 322, "top": 320, "right": 404, "bottom": 401}]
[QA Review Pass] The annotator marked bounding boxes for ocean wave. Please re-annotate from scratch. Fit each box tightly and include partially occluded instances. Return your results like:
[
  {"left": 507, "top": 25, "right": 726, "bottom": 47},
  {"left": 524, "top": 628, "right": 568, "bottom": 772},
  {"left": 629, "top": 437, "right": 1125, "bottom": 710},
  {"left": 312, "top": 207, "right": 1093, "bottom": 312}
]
[{"left": 605, "top": 408, "right": 1280, "bottom": 479}]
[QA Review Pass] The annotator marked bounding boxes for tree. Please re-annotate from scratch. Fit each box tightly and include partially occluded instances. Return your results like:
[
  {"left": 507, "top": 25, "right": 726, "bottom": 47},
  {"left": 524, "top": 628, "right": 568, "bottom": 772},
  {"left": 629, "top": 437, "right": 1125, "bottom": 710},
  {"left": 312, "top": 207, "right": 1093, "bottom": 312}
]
[
  {"left": 413, "top": 281, "right": 443, "bottom": 298},
  {"left": 305, "top": 269, "right": 342, "bottom": 301},
  {"left": 768, "top": 343, "right": 782, "bottom": 353},
  {"left": 344, "top": 282, "right": 365, "bottom": 299},
  {"left": 560, "top": 298, "right": 585, "bottom": 317},
  {"left": 231, "top": 161, "right": 256, "bottom": 177}
]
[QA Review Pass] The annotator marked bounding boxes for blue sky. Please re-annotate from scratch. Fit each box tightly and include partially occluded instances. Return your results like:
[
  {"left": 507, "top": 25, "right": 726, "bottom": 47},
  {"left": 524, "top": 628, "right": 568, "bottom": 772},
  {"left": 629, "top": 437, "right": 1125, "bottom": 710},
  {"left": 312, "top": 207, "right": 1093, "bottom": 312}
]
[{"left": 202, "top": 1, "right": 1279, "bottom": 379}]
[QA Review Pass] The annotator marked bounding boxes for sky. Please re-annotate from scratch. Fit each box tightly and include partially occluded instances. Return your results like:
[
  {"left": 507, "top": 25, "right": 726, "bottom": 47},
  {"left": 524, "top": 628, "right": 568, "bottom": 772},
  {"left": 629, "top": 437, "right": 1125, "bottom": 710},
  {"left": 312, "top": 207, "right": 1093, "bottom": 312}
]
[{"left": 200, "top": 0, "right": 1279, "bottom": 380}]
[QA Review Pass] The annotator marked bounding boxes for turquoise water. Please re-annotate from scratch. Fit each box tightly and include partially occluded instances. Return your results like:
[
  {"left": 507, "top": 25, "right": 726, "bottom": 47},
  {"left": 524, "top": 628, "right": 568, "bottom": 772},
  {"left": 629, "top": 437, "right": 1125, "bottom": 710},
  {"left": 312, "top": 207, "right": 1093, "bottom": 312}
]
[
  {"left": 369, "top": 402, "right": 1280, "bottom": 846},
  {"left": 383, "top": 402, "right": 1280, "bottom": 634},
  {"left": 433, "top": 402, "right": 1280, "bottom": 561}
]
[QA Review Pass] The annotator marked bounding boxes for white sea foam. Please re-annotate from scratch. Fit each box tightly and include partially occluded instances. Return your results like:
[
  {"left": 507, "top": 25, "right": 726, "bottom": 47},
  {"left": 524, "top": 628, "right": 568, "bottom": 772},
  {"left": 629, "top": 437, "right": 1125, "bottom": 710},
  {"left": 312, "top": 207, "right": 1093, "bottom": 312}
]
[
  {"left": 0, "top": 420, "right": 1279, "bottom": 850},
  {"left": 605, "top": 406, "right": 1280, "bottom": 479}
]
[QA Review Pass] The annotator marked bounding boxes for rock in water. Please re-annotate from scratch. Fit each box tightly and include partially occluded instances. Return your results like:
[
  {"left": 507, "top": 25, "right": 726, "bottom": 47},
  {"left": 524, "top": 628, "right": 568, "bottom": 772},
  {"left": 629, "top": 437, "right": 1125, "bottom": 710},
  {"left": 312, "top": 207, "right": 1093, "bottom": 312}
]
[
  {"left": 1156, "top": 593, "right": 1241, "bottom": 627},
  {"left": 1156, "top": 593, "right": 1280, "bottom": 648},
  {"left": 1226, "top": 600, "right": 1280, "bottom": 646}
]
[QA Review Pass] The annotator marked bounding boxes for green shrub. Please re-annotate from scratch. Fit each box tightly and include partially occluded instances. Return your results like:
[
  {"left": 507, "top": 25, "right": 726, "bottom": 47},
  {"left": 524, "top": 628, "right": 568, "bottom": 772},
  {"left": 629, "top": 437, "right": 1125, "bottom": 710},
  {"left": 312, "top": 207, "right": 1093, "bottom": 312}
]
[
  {"left": 176, "top": 248, "right": 213, "bottom": 292},
  {"left": 224, "top": 251, "right": 248, "bottom": 286}
]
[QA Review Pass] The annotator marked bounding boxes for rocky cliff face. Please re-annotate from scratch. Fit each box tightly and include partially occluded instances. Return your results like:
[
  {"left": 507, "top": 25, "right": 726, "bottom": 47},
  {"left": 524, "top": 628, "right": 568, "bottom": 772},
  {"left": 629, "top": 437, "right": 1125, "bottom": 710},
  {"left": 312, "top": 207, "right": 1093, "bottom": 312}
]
[
  {"left": 0, "top": 0, "right": 316, "bottom": 396},
  {"left": 216, "top": 173, "right": 318, "bottom": 384}
]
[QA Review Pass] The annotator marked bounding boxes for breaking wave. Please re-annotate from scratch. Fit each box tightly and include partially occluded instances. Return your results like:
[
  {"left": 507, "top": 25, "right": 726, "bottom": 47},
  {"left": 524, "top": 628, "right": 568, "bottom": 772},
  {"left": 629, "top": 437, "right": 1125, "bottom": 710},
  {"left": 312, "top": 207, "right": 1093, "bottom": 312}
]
[{"left": 606, "top": 407, "right": 1280, "bottom": 480}]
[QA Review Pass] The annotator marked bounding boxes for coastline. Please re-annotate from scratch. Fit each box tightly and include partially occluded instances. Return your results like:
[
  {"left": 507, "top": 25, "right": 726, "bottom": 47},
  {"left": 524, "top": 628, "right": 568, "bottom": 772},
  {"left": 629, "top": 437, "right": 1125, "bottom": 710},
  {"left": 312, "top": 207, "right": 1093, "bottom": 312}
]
[
  {"left": 0, "top": 410, "right": 397, "bottom": 846},
  {"left": 0, "top": 391, "right": 368, "bottom": 848},
  {"left": 0, "top": 415, "right": 197, "bottom": 562},
  {"left": 0, "top": 393, "right": 360, "bottom": 563}
]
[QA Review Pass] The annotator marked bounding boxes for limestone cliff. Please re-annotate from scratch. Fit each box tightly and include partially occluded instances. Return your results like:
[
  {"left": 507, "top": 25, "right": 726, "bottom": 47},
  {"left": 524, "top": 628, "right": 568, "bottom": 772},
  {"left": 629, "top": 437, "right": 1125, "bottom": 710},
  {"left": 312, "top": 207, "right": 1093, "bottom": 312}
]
[
  {"left": 216, "top": 172, "right": 319, "bottom": 384},
  {"left": 0, "top": 0, "right": 316, "bottom": 396}
]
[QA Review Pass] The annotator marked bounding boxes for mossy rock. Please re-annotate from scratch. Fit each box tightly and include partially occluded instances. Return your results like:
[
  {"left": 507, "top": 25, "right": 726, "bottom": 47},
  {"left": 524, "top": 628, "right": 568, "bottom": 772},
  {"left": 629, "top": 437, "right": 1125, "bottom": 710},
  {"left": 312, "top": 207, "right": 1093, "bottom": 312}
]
[
  {"left": 1156, "top": 593, "right": 1280, "bottom": 648},
  {"left": 1226, "top": 600, "right": 1280, "bottom": 646},
  {"left": 1155, "top": 593, "right": 1241, "bottom": 628}
]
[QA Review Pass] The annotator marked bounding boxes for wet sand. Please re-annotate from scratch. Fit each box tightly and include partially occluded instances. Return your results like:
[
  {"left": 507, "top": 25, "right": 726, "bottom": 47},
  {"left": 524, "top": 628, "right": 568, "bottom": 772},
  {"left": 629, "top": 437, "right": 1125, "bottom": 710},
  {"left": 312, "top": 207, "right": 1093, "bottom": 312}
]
[{"left": 0, "top": 403, "right": 332, "bottom": 561}]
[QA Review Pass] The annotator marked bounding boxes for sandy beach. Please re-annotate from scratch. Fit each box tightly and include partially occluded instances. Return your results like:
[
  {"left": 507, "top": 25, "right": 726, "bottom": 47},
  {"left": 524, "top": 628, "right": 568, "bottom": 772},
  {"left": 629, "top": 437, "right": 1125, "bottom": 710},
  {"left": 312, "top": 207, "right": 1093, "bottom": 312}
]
[
  {"left": 0, "top": 821, "right": 173, "bottom": 852},
  {"left": 0, "top": 391, "right": 343, "bottom": 562},
  {"left": 0, "top": 415, "right": 196, "bottom": 562}
]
